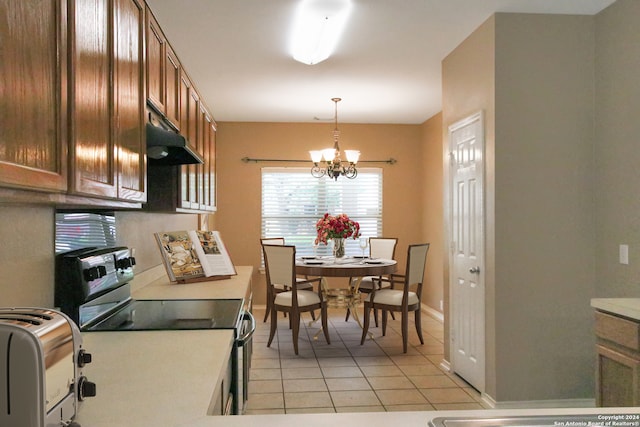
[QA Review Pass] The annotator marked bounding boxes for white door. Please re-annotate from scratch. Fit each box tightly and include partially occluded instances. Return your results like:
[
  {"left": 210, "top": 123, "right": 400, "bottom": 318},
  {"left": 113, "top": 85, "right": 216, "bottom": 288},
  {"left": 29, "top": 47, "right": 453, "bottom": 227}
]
[{"left": 448, "top": 111, "right": 485, "bottom": 393}]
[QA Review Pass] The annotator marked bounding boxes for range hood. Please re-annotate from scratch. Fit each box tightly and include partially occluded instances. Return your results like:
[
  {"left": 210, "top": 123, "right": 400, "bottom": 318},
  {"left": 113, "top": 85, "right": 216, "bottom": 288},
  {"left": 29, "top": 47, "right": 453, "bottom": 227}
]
[{"left": 146, "top": 122, "right": 203, "bottom": 166}]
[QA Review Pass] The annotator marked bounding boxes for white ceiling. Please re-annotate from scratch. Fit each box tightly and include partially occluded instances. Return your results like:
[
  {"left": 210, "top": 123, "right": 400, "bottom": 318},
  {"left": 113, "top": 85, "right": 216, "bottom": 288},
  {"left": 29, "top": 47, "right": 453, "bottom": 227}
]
[{"left": 146, "top": 0, "right": 615, "bottom": 124}]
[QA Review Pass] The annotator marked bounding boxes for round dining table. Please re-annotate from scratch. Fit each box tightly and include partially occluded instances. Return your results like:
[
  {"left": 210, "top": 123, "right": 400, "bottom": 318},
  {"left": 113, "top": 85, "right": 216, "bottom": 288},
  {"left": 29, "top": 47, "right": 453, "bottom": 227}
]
[
  {"left": 295, "top": 257, "right": 397, "bottom": 279},
  {"left": 295, "top": 257, "right": 397, "bottom": 334}
]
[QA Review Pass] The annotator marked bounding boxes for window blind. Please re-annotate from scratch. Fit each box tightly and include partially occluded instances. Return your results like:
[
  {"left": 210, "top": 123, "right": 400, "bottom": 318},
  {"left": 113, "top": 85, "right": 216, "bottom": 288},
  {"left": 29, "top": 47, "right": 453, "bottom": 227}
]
[{"left": 261, "top": 167, "right": 382, "bottom": 257}]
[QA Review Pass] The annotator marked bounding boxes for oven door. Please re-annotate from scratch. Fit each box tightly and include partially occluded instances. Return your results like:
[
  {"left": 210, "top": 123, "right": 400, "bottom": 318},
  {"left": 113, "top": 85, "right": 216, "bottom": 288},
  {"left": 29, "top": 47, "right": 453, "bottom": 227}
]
[{"left": 233, "top": 310, "right": 255, "bottom": 415}]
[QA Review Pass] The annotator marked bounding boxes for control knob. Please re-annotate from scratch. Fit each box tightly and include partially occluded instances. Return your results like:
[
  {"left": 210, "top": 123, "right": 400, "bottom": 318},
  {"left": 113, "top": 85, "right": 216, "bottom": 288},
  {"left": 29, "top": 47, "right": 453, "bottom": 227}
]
[
  {"left": 116, "top": 256, "right": 136, "bottom": 270},
  {"left": 77, "top": 375, "right": 97, "bottom": 400},
  {"left": 83, "top": 265, "right": 107, "bottom": 282},
  {"left": 77, "top": 348, "right": 92, "bottom": 367}
]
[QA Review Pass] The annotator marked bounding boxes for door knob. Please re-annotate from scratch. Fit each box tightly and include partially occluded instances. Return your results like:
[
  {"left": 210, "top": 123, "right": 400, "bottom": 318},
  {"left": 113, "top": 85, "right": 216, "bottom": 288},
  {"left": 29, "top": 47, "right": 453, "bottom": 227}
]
[{"left": 469, "top": 266, "right": 480, "bottom": 274}]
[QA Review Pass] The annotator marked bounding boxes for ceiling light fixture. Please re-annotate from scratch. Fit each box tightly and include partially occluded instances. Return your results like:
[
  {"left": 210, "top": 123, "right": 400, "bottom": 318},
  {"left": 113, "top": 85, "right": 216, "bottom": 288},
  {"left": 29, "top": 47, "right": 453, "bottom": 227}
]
[
  {"left": 310, "top": 98, "right": 360, "bottom": 180},
  {"left": 290, "top": 0, "right": 352, "bottom": 65}
]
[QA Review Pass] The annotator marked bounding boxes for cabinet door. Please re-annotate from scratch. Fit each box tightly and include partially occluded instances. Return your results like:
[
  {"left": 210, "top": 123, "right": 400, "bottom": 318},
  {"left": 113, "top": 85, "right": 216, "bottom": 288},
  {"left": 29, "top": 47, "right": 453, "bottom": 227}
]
[
  {"left": 145, "top": 8, "right": 165, "bottom": 114},
  {"left": 180, "top": 82, "right": 200, "bottom": 210},
  {"left": 114, "top": 0, "right": 146, "bottom": 202},
  {"left": 165, "top": 45, "right": 181, "bottom": 130},
  {"left": 201, "top": 112, "right": 211, "bottom": 210},
  {"left": 209, "top": 119, "right": 217, "bottom": 210},
  {"left": 200, "top": 113, "right": 217, "bottom": 211},
  {"left": 71, "top": 0, "right": 117, "bottom": 198},
  {"left": 596, "top": 344, "right": 640, "bottom": 407},
  {"left": 0, "top": 0, "right": 68, "bottom": 192}
]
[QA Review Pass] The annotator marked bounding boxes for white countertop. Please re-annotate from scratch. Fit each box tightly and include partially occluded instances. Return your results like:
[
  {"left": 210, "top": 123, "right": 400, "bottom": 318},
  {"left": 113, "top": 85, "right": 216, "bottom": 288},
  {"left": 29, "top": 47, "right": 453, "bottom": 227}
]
[
  {"left": 131, "top": 265, "right": 253, "bottom": 301},
  {"left": 73, "top": 266, "right": 253, "bottom": 426},
  {"left": 591, "top": 298, "right": 640, "bottom": 321},
  {"left": 76, "top": 330, "right": 234, "bottom": 427}
]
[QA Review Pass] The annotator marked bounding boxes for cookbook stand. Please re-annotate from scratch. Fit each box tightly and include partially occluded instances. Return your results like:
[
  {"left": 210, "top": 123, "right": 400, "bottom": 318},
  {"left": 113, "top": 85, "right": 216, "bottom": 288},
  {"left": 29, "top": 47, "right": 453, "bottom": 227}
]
[{"left": 175, "top": 275, "right": 231, "bottom": 284}]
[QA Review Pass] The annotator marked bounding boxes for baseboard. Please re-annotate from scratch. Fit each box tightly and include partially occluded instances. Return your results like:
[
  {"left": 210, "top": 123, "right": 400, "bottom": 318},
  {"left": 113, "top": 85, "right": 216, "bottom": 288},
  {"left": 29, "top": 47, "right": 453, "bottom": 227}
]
[
  {"left": 421, "top": 302, "right": 444, "bottom": 322},
  {"left": 482, "top": 394, "right": 596, "bottom": 409}
]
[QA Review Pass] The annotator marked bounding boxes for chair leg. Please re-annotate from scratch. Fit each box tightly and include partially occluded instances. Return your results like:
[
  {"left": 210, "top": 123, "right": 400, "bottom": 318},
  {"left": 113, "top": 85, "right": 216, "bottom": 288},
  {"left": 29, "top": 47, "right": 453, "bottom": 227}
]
[
  {"left": 415, "top": 308, "right": 424, "bottom": 345},
  {"left": 360, "top": 303, "right": 372, "bottom": 345},
  {"left": 381, "top": 310, "right": 388, "bottom": 336},
  {"left": 267, "top": 309, "right": 277, "bottom": 347},
  {"left": 291, "top": 311, "right": 300, "bottom": 355},
  {"left": 310, "top": 310, "right": 316, "bottom": 321},
  {"left": 321, "top": 305, "right": 331, "bottom": 345},
  {"left": 401, "top": 310, "right": 409, "bottom": 353},
  {"left": 345, "top": 308, "right": 350, "bottom": 322},
  {"left": 373, "top": 308, "right": 379, "bottom": 327},
  {"left": 263, "top": 301, "right": 270, "bottom": 322},
  {"left": 263, "top": 288, "right": 272, "bottom": 322}
]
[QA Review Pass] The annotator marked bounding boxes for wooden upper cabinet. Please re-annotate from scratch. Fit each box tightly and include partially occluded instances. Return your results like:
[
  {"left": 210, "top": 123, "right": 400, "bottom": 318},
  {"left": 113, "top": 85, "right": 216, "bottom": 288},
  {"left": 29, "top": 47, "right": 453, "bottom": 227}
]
[
  {"left": 201, "top": 110, "right": 217, "bottom": 211},
  {"left": 145, "top": 8, "right": 165, "bottom": 114},
  {"left": 145, "top": 7, "right": 182, "bottom": 130},
  {"left": 209, "top": 119, "right": 217, "bottom": 210},
  {"left": 144, "top": 5, "right": 217, "bottom": 214},
  {"left": 183, "top": 83, "right": 200, "bottom": 210},
  {"left": 165, "top": 45, "right": 181, "bottom": 130},
  {"left": 114, "top": 0, "right": 146, "bottom": 202},
  {"left": 70, "top": 0, "right": 145, "bottom": 201},
  {"left": 71, "top": 0, "right": 116, "bottom": 198},
  {"left": 0, "top": 0, "right": 68, "bottom": 192}
]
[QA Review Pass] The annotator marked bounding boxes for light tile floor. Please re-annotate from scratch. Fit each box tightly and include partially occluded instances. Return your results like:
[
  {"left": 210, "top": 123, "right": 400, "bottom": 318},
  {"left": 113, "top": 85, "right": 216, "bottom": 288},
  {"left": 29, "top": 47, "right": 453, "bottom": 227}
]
[{"left": 246, "top": 307, "right": 490, "bottom": 414}]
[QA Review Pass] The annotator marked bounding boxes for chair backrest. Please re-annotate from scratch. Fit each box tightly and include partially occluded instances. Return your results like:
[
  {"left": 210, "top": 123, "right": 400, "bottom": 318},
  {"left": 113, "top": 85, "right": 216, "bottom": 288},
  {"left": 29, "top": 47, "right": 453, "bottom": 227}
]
[
  {"left": 369, "top": 237, "right": 398, "bottom": 259},
  {"left": 404, "top": 243, "right": 430, "bottom": 291},
  {"left": 262, "top": 244, "right": 296, "bottom": 289},
  {"left": 260, "top": 237, "right": 285, "bottom": 266},
  {"left": 261, "top": 237, "right": 285, "bottom": 246}
]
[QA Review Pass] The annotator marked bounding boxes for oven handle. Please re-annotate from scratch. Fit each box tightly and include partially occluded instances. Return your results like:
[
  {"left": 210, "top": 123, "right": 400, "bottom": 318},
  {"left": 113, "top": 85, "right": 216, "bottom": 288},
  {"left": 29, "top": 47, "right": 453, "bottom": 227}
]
[{"left": 237, "top": 311, "right": 255, "bottom": 345}]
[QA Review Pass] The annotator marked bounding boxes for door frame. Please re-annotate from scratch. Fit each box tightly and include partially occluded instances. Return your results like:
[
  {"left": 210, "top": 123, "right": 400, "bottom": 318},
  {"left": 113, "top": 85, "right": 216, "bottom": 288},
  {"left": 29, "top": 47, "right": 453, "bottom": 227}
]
[{"left": 446, "top": 110, "right": 486, "bottom": 393}]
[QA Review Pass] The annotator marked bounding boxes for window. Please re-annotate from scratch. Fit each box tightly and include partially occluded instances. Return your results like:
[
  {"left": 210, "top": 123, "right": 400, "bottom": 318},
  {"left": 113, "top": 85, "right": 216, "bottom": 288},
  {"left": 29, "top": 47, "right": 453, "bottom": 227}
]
[{"left": 262, "top": 167, "right": 382, "bottom": 257}]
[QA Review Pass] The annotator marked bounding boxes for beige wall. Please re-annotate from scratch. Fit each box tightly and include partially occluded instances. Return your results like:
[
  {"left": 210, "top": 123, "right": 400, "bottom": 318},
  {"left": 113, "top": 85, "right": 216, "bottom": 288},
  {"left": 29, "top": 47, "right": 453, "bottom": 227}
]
[
  {"left": 594, "top": 0, "right": 640, "bottom": 297},
  {"left": 420, "top": 113, "right": 445, "bottom": 312},
  {"left": 0, "top": 205, "right": 56, "bottom": 307},
  {"left": 493, "top": 13, "right": 596, "bottom": 403},
  {"left": 214, "top": 121, "right": 437, "bottom": 310},
  {"left": 442, "top": 14, "right": 497, "bottom": 396},
  {"left": 443, "top": 12, "right": 598, "bottom": 403}
]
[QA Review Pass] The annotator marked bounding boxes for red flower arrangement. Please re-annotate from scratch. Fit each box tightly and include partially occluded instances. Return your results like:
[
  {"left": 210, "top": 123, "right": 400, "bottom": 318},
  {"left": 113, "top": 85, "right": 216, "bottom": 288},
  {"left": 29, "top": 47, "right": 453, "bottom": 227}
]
[{"left": 315, "top": 213, "right": 361, "bottom": 244}]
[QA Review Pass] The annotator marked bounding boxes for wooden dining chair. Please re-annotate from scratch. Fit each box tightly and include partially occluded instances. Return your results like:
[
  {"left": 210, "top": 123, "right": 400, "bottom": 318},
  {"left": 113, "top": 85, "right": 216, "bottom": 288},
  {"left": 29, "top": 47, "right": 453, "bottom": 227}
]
[
  {"left": 260, "top": 237, "right": 315, "bottom": 323},
  {"left": 346, "top": 237, "right": 398, "bottom": 326},
  {"left": 264, "top": 244, "right": 330, "bottom": 355},
  {"left": 360, "top": 243, "right": 430, "bottom": 353}
]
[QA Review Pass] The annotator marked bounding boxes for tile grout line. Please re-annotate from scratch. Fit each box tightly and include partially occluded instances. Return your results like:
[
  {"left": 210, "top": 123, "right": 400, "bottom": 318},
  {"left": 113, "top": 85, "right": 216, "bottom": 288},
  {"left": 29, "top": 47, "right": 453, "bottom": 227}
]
[{"left": 248, "top": 308, "right": 482, "bottom": 414}]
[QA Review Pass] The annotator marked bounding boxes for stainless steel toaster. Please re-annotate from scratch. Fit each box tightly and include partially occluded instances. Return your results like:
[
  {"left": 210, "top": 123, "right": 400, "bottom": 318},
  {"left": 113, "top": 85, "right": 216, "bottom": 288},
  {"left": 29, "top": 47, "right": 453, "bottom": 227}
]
[{"left": 0, "top": 307, "right": 95, "bottom": 427}]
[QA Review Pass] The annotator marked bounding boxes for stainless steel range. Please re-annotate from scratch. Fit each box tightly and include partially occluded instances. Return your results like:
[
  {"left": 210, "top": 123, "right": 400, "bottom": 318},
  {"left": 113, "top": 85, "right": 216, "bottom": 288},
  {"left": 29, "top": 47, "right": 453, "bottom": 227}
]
[{"left": 54, "top": 246, "right": 254, "bottom": 415}]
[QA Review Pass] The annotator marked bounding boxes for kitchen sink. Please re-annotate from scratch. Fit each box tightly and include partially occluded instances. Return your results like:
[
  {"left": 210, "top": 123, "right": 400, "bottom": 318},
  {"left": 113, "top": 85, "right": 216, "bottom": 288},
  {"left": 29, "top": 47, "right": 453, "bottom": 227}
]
[{"left": 429, "top": 414, "right": 611, "bottom": 427}]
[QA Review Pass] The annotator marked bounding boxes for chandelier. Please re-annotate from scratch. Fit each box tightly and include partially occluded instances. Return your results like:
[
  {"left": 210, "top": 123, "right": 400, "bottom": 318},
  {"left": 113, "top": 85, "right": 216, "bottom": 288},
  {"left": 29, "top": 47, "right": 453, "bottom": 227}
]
[{"left": 309, "top": 98, "right": 360, "bottom": 180}]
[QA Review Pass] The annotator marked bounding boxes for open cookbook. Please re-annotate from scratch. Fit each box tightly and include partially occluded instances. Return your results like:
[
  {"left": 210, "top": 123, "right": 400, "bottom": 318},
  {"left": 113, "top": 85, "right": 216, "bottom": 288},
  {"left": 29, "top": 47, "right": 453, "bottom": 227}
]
[{"left": 154, "top": 230, "right": 236, "bottom": 283}]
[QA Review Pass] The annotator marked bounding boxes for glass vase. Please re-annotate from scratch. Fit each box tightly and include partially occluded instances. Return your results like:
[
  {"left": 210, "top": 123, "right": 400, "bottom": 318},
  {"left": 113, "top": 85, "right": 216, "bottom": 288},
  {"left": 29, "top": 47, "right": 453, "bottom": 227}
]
[{"left": 333, "top": 237, "right": 345, "bottom": 259}]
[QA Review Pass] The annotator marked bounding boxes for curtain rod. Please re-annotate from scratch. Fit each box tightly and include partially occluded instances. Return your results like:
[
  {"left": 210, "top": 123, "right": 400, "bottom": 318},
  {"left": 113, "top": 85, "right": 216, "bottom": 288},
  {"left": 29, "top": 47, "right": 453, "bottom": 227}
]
[{"left": 241, "top": 157, "right": 397, "bottom": 165}]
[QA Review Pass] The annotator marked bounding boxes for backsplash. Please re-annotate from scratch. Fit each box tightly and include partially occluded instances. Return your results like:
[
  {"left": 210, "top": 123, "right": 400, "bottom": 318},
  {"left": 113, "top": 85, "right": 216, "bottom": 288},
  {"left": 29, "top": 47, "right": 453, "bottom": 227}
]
[
  {"left": 55, "top": 211, "right": 116, "bottom": 253},
  {"left": 0, "top": 205, "right": 199, "bottom": 308}
]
